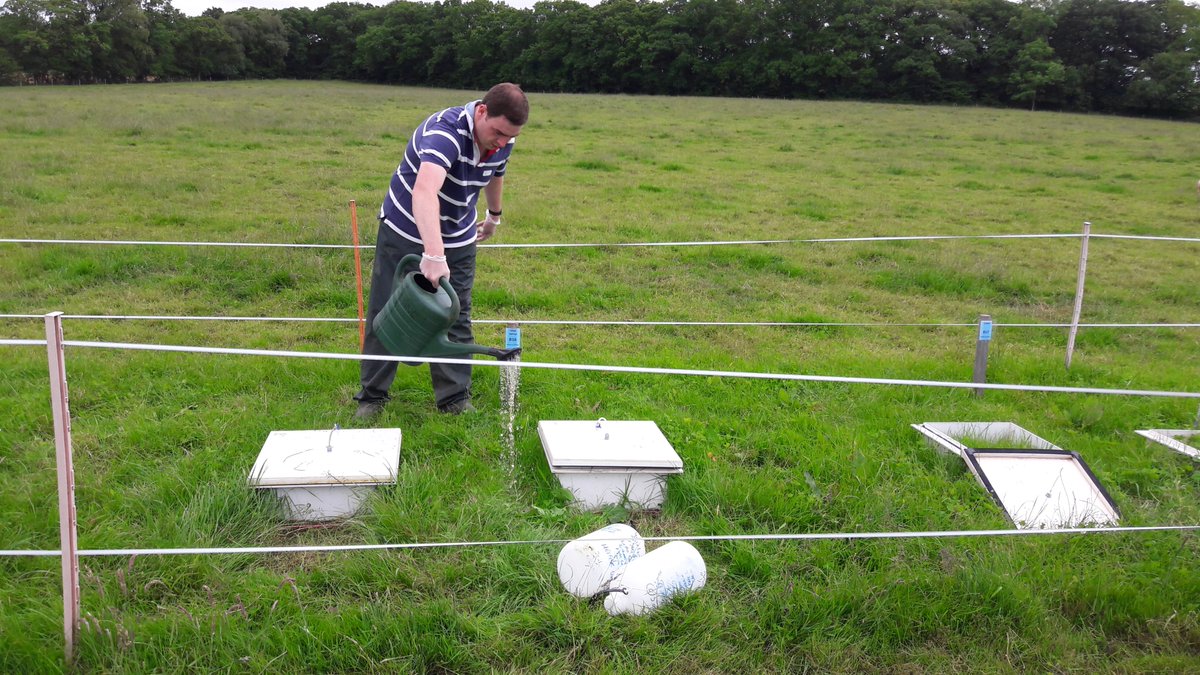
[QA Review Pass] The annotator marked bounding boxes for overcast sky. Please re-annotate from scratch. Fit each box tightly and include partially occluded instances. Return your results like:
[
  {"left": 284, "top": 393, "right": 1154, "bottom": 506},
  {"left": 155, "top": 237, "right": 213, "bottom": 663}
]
[
  {"left": 174, "top": 0, "right": 383, "bottom": 12},
  {"left": 170, "top": 0, "right": 593, "bottom": 15}
]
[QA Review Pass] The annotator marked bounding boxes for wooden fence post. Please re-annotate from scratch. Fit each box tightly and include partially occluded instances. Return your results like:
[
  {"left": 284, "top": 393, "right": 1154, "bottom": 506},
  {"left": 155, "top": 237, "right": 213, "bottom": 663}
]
[{"left": 45, "top": 311, "right": 80, "bottom": 664}]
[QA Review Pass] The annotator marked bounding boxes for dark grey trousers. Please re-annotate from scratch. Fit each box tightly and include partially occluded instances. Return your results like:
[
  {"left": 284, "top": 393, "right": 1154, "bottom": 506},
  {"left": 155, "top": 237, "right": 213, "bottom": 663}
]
[{"left": 354, "top": 222, "right": 476, "bottom": 409}]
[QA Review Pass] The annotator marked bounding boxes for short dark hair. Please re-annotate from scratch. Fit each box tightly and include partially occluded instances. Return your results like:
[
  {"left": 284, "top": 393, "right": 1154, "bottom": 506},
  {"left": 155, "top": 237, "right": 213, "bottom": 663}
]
[{"left": 482, "top": 82, "right": 529, "bottom": 127}]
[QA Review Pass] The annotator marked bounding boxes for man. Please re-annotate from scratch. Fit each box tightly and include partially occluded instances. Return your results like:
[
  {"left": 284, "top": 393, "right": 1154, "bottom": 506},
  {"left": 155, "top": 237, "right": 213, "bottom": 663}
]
[{"left": 354, "top": 83, "right": 528, "bottom": 418}]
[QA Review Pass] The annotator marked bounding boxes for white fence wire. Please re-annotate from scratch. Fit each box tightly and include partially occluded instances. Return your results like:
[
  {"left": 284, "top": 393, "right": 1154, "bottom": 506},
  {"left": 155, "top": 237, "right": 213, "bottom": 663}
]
[
  {"left": 2, "top": 313, "right": 1200, "bottom": 329},
  {"left": 4, "top": 524, "right": 1198, "bottom": 559},
  {"left": 2, "top": 231, "right": 1198, "bottom": 250},
  {"left": 1, "top": 338, "right": 1197, "bottom": 399}
]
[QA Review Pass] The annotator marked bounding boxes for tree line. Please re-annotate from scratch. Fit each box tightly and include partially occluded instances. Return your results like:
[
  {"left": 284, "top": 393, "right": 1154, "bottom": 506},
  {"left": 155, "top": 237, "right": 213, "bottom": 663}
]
[{"left": 2, "top": 0, "right": 1198, "bottom": 117}]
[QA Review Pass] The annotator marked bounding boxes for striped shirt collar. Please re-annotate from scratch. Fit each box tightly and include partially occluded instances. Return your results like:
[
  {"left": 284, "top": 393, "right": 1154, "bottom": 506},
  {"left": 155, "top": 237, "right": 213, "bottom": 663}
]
[{"left": 463, "top": 100, "right": 482, "bottom": 165}]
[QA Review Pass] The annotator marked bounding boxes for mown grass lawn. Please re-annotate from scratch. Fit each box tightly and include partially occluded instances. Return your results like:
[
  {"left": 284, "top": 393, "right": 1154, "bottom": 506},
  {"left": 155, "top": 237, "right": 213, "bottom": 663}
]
[{"left": 1, "top": 81, "right": 1199, "bottom": 672}]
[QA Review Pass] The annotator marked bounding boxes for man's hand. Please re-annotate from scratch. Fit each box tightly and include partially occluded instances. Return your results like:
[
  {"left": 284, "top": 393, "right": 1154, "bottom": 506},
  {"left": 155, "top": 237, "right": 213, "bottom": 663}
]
[
  {"left": 477, "top": 211, "right": 501, "bottom": 243},
  {"left": 420, "top": 254, "right": 450, "bottom": 287}
]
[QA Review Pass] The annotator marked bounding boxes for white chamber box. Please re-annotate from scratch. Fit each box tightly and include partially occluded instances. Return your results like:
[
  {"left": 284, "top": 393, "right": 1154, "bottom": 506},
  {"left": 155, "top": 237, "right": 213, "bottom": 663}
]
[
  {"left": 538, "top": 420, "right": 683, "bottom": 509},
  {"left": 248, "top": 427, "right": 402, "bottom": 521}
]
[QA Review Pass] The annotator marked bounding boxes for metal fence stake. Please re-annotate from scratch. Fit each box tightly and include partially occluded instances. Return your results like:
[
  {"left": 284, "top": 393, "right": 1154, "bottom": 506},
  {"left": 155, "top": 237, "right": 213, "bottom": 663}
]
[
  {"left": 45, "top": 311, "right": 80, "bottom": 664},
  {"left": 973, "top": 314, "right": 992, "bottom": 397},
  {"left": 1065, "top": 221, "right": 1092, "bottom": 369}
]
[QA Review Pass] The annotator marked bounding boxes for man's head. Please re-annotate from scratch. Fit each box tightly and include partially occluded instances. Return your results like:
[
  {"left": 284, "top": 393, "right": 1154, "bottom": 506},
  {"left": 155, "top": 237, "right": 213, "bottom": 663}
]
[{"left": 474, "top": 82, "right": 528, "bottom": 153}]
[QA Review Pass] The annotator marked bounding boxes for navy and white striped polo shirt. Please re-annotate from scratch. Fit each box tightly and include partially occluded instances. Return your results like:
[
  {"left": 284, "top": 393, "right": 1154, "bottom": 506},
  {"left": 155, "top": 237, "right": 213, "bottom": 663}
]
[{"left": 379, "top": 101, "right": 514, "bottom": 248}]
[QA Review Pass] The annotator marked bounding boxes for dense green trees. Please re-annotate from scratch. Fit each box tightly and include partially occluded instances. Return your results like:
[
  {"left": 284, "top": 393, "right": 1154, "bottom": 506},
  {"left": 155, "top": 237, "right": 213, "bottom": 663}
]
[
  {"left": 1, "top": 0, "right": 1197, "bottom": 117},
  {"left": 1011, "top": 38, "right": 1065, "bottom": 110}
]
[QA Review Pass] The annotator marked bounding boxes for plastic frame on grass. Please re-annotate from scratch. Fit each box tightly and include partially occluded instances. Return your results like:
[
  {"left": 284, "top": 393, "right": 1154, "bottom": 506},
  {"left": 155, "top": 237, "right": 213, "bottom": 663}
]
[
  {"left": 963, "top": 448, "right": 1121, "bottom": 529},
  {"left": 1134, "top": 429, "right": 1200, "bottom": 460},
  {"left": 911, "top": 422, "right": 1119, "bottom": 529},
  {"left": 911, "top": 421, "right": 1061, "bottom": 457}
]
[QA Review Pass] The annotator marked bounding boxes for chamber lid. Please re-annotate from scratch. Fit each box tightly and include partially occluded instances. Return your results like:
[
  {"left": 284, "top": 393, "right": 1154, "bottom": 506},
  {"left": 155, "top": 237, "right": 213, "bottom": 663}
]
[
  {"left": 1134, "top": 429, "right": 1200, "bottom": 460},
  {"left": 538, "top": 420, "right": 683, "bottom": 470},
  {"left": 964, "top": 448, "right": 1119, "bottom": 529},
  {"left": 248, "top": 428, "right": 402, "bottom": 487},
  {"left": 911, "top": 421, "right": 1060, "bottom": 457}
]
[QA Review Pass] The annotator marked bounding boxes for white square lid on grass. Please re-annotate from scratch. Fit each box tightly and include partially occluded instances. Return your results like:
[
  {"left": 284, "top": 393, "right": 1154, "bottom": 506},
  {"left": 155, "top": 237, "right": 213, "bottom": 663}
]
[
  {"left": 249, "top": 428, "right": 402, "bottom": 487},
  {"left": 1134, "top": 429, "right": 1200, "bottom": 460},
  {"left": 911, "top": 421, "right": 1118, "bottom": 529},
  {"left": 538, "top": 420, "right": 682, "bottom": 471},
  {"left": 964, "top": 449, "right": 1120, "bottom": 529}
]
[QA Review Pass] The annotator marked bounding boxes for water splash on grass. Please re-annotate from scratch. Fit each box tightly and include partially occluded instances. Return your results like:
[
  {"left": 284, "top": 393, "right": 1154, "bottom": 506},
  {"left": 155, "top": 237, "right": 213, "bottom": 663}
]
[{"left": 500, "top": 358, "right": 521, "bottom": 491}]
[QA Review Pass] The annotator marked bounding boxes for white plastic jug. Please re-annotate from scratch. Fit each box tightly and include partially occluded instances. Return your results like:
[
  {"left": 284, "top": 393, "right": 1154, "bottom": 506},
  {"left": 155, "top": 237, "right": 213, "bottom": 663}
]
[
  {"left": 604, "top": 541, "right": 706, "bottom": 616},
  {"left": 557, "top": 524, "right": 645, "bottom": 598}
]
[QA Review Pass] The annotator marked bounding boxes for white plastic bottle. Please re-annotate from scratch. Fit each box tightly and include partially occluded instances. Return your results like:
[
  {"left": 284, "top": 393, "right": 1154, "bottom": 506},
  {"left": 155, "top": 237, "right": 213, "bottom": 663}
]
[
  {"left": 557, "top": 524, "right": 645, "bottom": 598},
  {"left": 603, "top": 541, "right": 707, "bottom": 616}
]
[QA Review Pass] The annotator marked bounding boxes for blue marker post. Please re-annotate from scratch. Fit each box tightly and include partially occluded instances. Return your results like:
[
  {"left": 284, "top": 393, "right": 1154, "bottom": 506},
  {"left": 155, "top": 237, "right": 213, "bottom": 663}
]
[{"left": 973, "top": 314, "right": 992, "bottom": 397}]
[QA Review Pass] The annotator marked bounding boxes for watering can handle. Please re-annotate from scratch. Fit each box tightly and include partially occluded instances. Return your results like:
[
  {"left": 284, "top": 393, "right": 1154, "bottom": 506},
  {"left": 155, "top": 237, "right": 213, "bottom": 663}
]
[
  {"left": 439, "top": 274, "right": 461, "bottom": 319},
  {"left": 397, "top": 254, "right": 422, "bottom": 281}
]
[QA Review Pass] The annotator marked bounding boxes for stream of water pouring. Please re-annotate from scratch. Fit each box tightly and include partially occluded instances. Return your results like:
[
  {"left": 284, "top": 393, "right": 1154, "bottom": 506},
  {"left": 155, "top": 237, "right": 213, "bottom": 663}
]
[{"left": 500, "top": 357, "right": 520, "bottom": 490}]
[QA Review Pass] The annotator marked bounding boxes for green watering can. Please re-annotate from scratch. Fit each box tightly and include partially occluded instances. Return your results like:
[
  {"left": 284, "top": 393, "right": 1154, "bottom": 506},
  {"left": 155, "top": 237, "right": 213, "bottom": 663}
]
[{"left": 373, "top": 254, "right": 521, "bottom": 364}]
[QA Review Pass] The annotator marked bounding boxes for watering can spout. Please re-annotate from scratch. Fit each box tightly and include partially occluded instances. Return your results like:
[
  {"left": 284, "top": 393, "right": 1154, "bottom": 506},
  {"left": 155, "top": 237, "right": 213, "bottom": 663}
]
[
  {"left": 491, "top": 346, "right": 523, "bottom": 361},
  {"left": 372, "top": 254, "right": 520, "bottom": 364},
  {"left": 429, "top": 334, "right": 521, "bottom": 361}
]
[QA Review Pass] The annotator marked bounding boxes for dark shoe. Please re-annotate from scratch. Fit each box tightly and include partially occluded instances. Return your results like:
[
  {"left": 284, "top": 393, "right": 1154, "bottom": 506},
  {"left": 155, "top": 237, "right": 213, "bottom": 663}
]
[
  {"left": 437, "top": 399, "right": 476, "bottom": 415},
  {"left": 354, "top": 400, "right": 386, "bottom": 419}
]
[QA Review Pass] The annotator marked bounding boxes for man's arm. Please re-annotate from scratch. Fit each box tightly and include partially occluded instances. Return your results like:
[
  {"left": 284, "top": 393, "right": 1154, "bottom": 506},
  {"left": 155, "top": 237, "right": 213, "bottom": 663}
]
[
  {"left": 477, "top": 175, "right": 505, "bottom": 243},
  {"left": 413, "top": 162, "right": 449, "bottom": 285},
  {"left": 484, "top": 175, "right": 504, "bottom": 214}
]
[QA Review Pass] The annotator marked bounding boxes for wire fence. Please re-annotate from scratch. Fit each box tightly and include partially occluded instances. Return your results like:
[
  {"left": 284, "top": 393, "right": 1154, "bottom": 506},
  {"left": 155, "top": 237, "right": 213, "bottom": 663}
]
[
  {"left": 5, "top": 524, "right": 1198, "bottom": 559},
  {"left": 3, "top": 228, "right": 1196, "bottom": 341},
  {"left": 2, "top": 313, "right": 1200, "bottom": 329},
  {"left": 3, "top": 228, "right": 1198, "bottom": 663},
  {"left": 3, "top": 231, "right": 1200, "bottom": 250},
  {"left": 4, "top": 328, "right": 1196, "bottom": 575},
  {"left": 2, "top": 338, "right": 1197, "bottom": 399}
]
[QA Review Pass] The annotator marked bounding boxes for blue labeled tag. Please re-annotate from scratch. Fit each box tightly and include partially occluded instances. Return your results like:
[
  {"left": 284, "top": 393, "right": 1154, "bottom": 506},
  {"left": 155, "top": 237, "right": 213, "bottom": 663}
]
[
  {"left": 505, "top": 327, "right": 521, "bottom": 350},
  {"left": 979, "top": 320, "right": 993, "bottom": 341}
]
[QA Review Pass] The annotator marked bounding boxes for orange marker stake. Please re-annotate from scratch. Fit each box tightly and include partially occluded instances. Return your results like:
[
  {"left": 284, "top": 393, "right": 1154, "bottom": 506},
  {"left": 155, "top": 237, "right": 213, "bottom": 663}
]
[{"left": 350, "top": 200, "right": 365, "bottom": 350}]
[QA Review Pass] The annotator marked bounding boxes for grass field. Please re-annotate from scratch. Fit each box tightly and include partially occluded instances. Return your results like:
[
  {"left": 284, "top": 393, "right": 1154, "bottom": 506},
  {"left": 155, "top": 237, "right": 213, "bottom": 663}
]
[{"left": 2, "top": 81, "right": 1200, "bottom": 672}]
